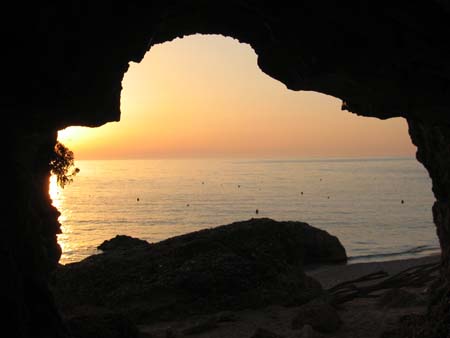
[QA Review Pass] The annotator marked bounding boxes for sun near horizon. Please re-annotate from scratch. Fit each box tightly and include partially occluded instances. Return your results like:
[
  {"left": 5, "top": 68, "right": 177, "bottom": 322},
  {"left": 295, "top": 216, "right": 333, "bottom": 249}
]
[{"left": 57, "top": 34, "right": 416, "bottom": 160}]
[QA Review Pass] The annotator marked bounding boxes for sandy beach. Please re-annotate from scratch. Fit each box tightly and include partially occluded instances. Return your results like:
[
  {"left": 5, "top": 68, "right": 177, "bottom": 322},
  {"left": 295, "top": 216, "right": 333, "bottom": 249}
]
[
  {"left": 307, "top": 254, "right": 440, "bottom": 289},
  {"left": 138, "top": 254, "right": 440, "bottom": 338}
]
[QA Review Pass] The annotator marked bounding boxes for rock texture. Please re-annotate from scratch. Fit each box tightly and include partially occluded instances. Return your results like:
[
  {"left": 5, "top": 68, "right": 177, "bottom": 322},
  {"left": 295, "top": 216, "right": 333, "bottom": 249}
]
[
  {"left": 291, "top": 302, "right": 342, "bottom": 333},
  {"left": 376, "top": 288, "right": 426, "bottom": 309},
  {"left": 6, "top": 131, "right": 66, "bottom": 338},
  {"left": 4, "top": 2, "right": 450, "bottom": 337},
  {"left": 52, "top": 218, "right": 346, "bottom": 325},
  {"left": 64, "top": 312, "right": 139, "bottom": 338},
  {"left": 407, "top": 119, "right": 450, "bottom": 338}
]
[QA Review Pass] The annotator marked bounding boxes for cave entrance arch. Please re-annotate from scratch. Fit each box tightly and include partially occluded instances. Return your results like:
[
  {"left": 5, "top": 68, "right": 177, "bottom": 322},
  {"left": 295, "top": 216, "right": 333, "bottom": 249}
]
[
  {"left": 54, "top": 34, "right": 437, "bottom": 266},
  {"left": 8, "top": 2, "right": 450, "bottom": 337}
]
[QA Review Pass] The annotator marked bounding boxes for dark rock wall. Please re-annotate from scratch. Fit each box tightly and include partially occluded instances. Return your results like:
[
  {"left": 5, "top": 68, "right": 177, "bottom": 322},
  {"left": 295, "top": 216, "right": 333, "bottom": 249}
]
[
  {"left": 7, "top": 131, "right": 66, "bottom": 338},
  {"left": 408, "top": 120, "right": 450, "bottom": 337},
  {"left": 408, "top": 120, "right": 450, "bottom": 275},
  {"left": 4, "top": 1, "right": 450, "bottom": 337}
]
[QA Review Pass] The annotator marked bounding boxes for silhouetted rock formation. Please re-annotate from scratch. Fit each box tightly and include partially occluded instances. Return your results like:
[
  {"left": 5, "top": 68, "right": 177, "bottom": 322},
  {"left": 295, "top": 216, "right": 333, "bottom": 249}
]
[
  {"left": 97, "top": 234, "right": 151, "bottom": 252},
  {"left": 52, "top": 218, "right": 346, "bottom": 323},
  {"left": 5, "top": 2, "right": 450, "bottom": 337}
]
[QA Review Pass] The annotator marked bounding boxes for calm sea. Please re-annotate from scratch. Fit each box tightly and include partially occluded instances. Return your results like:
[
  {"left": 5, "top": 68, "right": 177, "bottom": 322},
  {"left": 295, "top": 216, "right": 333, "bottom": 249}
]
[{"left": 50, "top": 157, "right": 440, "bottom": 265}]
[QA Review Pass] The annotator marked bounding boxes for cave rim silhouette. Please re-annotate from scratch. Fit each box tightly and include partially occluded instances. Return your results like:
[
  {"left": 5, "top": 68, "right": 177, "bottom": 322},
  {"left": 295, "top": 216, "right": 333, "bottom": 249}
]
[
  {"left": 7, "top": 3, "right": 450, "bottom": 336},
  {"left": 57, "top": 33, "right": 417, "bottom": 160}
]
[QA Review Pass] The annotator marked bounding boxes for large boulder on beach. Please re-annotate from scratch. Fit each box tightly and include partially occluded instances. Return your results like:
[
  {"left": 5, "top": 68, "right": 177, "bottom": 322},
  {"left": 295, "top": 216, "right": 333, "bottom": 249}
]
[
  {"left": 97, "top": 218, "right": 347, "bottom": 266},
  {"left": 52, "top": 218, "right": 346, "bottom": 323}
]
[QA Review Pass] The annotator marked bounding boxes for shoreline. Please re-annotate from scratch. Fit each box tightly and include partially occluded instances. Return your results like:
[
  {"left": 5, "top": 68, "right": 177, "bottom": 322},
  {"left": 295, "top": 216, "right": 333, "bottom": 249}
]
[
  {"left": 306, "top": 253, "right": 440, "bottom": 289},
  {"left": 59, "top": 241, "right": 441, "bottom": 266},
  {"left": 59, "top": 249, "right": 441, "bottom": 267}
]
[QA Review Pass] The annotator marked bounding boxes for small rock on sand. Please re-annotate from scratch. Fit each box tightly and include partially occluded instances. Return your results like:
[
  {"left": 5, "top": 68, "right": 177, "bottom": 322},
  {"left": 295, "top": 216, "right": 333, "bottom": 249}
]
[{"left": 291, "top": 302, "right": 342, "bottom": 333}]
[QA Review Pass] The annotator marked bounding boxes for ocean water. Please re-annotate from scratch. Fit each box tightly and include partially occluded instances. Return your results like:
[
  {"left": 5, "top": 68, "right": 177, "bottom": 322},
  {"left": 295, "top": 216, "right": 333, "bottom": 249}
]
[{"left": 50, "top": 157, "right": 440, "bottom": 265}]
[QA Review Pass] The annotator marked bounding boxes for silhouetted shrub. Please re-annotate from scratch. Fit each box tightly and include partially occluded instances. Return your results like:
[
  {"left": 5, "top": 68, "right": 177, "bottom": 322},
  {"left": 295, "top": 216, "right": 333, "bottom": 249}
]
[{"left": 50, "top": 141, "right": 80, "bottom": 188}]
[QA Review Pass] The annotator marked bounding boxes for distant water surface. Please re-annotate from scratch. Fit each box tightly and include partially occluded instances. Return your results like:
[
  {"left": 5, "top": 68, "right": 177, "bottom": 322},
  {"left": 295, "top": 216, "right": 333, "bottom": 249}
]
[{"left": 50, "top": 157, "right": 439, "bottom": 265}]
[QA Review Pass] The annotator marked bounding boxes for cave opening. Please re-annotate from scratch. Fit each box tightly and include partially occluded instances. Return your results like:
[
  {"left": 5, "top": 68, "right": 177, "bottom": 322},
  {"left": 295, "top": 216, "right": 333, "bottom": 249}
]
[
  {"left": 51, "top": 34, "right": 438, "bottom": 266},
  {"left": 7, "top": 3, "right": 450, "bottom": 337}
]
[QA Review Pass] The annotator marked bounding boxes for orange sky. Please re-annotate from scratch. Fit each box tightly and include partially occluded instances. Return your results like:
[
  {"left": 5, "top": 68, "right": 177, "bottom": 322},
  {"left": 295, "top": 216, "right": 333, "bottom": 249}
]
[{"left": 58, "top": 34, "right": 416, "bottom": 160}]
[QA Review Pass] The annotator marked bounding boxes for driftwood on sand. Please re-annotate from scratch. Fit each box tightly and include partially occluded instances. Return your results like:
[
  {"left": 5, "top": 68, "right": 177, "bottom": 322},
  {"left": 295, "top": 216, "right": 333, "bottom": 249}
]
[{"left": 327, "top": 261, "right": 440, "bottom": 305}]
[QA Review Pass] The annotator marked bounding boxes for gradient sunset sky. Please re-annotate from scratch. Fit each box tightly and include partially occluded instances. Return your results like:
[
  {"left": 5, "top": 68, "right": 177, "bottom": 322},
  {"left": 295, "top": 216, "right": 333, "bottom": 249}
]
[{"left": 58, "top": 34, "right": 416, "bottom": 160}]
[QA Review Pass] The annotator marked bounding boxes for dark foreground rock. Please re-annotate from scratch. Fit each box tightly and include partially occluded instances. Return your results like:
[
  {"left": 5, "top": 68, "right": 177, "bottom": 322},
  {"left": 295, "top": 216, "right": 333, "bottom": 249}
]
[
  {"left": 250, "top": 328, "right": 285, "bottom": 338},
  {"left": 291, "top": 302, "right": 342, "bottom": 333},
  {"left": 377, "top": 288, "right": 427, "bottom": 309},
  {"left": 64, "top": 312, "right": 139, "bottom": 338},
  {"left": 52, "top": 218, "right": 346, "bottom": 324}
]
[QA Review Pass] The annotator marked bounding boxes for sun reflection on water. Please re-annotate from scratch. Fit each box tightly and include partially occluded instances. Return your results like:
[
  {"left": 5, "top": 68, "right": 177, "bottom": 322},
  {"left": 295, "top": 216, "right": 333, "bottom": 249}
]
[
  {"left": 50, "top": 175, "right": 72, "bottom": 264},
  {"left": 49, "top": 175, "right": 61, "bottom": 206}
]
